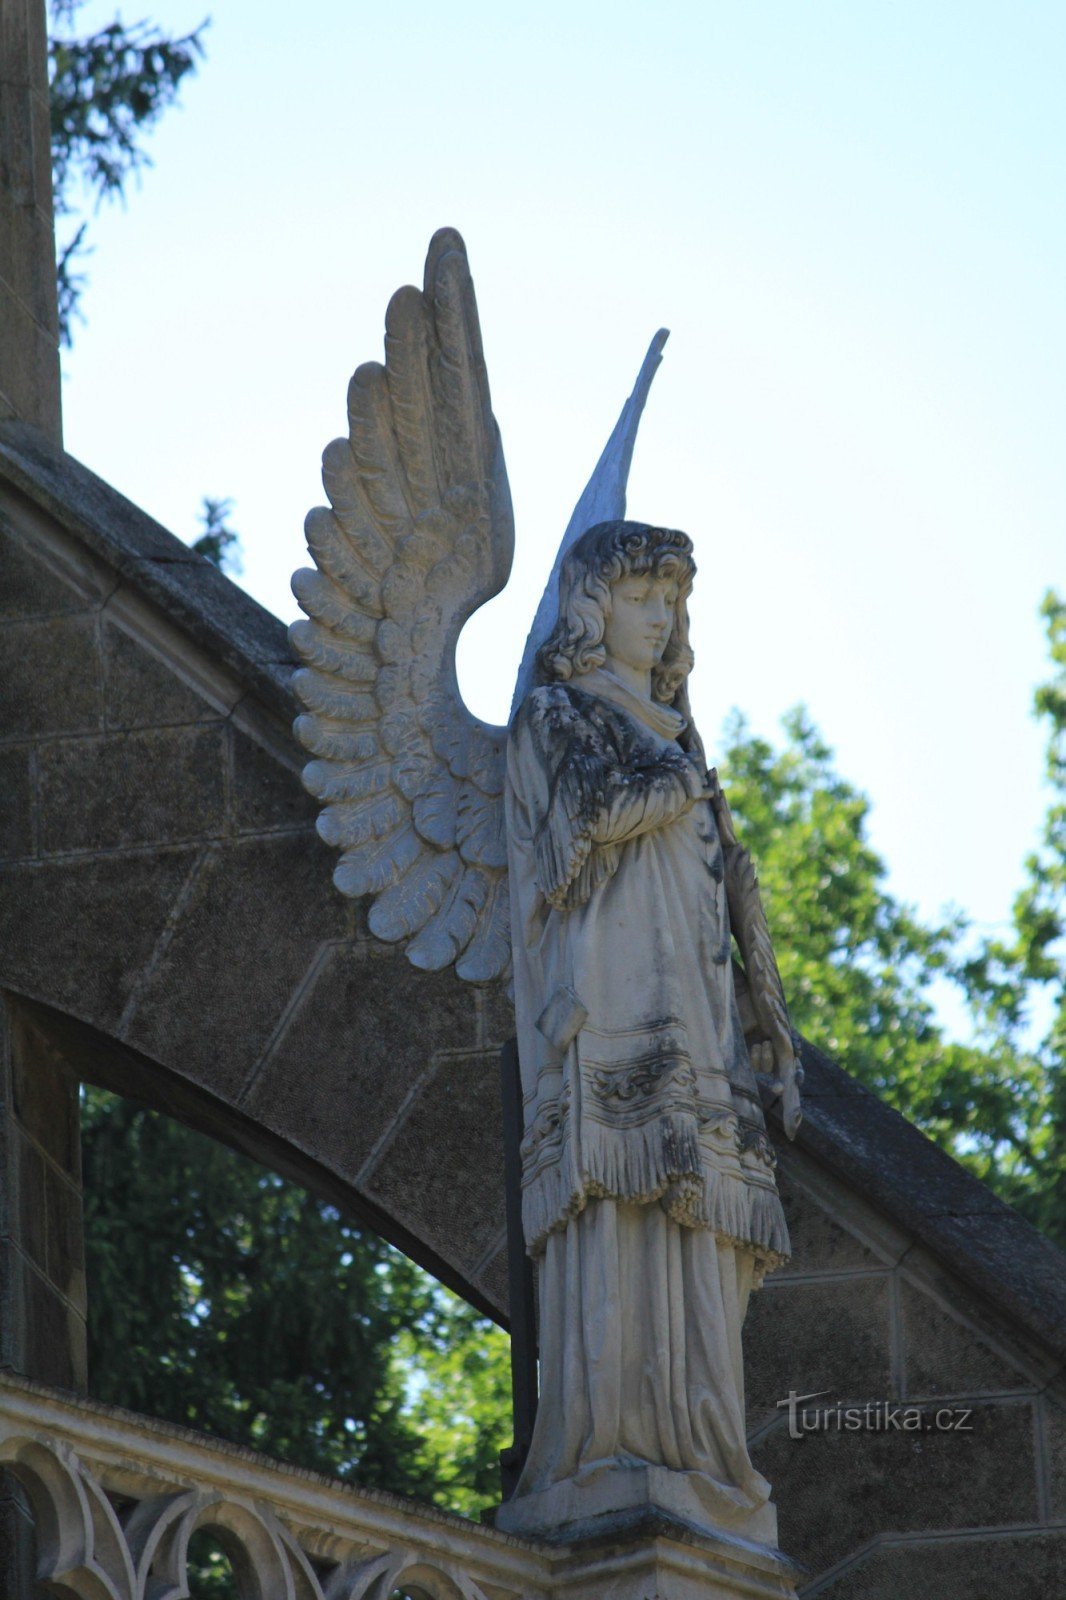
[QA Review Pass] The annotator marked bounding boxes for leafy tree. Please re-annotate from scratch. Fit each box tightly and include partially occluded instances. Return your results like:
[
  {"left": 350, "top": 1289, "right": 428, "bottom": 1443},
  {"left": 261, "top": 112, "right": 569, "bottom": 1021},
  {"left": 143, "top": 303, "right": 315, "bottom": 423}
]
[
  {"left": 82, "top": 1086, "right": 510, "bottom": 1506},
  {"left": 718, "top": 685, "right": 1061, "bottom": 1244},
  {"left": 48, "top": 0, "right": 206, "bottom": 343},
  {"left": 192, "top": 495, "right": 242, "bottom": 572},
  {"left": 954, "top": 590, "right": 1066, "bottom": 1241},
  {"left": 47, "top": 15, "right": 242, "bottom": 567},
  {"left": 394, "top": 1294, "right": 513, "bottom": 1517}
]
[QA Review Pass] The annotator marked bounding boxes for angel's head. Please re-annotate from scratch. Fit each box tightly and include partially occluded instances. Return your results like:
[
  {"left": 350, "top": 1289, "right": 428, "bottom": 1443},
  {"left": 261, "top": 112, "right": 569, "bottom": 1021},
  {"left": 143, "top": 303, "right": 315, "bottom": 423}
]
[{"left": 535, "top": 520, "right": 696, "bottom": 703}]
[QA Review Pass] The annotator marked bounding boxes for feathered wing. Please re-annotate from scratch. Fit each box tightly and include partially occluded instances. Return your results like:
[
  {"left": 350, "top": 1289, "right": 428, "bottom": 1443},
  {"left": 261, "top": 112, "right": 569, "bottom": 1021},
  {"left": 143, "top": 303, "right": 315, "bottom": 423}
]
[{"left": 290, "top": 228, "right": 513, "bottom": 983}]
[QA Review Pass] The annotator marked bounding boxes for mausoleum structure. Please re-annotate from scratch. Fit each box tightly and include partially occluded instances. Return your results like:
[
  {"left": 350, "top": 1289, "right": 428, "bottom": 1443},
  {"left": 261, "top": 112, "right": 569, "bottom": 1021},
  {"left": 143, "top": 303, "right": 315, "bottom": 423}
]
[
  {"left": 2, "top": 7, "right": 1066, "bottom": 1595},
  {"left": 4, "top": 350, "right": 1066, "bottom": 1599}
]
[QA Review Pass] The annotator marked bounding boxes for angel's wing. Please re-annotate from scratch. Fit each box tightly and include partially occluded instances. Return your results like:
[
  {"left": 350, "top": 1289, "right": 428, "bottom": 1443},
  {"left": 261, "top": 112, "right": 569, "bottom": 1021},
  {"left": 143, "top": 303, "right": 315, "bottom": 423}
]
[
  {"left": 510, "top": 328, "right": 669, "bottom": 717},
  {"left": 290, "top": 228, "right": 513, "bottom": 983}
]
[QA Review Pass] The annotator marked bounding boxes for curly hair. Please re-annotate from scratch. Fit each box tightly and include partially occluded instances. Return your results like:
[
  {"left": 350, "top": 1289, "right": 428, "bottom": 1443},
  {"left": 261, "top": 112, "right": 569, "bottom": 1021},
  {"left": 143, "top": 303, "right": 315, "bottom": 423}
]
[{"left": 535, "top": 520, "right": 696, "bottom": 704}]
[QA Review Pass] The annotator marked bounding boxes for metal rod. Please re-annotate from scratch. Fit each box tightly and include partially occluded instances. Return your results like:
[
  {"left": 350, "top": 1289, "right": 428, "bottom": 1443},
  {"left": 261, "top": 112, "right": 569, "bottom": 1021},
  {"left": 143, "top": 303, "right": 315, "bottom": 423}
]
[{"left": 498, "top": 1036, "right": 538, "bottom": 1499}]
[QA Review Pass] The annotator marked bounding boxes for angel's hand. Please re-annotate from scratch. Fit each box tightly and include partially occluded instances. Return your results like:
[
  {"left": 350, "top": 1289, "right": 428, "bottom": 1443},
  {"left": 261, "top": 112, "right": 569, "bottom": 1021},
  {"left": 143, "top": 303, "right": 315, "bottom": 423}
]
[
  {"left": 750, "top": 1035, "right": 800, "bottom": 1092},
  {"left": 750, "top": 1039, "right": 775, "bottom": 1077}
]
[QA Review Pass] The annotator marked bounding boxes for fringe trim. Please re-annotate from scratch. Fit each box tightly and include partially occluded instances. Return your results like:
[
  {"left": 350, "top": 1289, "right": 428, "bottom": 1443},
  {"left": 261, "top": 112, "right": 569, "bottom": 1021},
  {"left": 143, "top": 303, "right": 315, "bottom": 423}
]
[{"left": 523, "top": 1121, "right": 791, "bottom": 1271}]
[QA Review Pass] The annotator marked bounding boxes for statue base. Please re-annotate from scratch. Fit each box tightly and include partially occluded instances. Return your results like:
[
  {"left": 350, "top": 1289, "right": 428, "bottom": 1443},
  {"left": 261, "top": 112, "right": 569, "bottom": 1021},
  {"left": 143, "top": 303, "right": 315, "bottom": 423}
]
[
  {"left": 495, "top": 1463, "right": 779, "bottom": 1546},
  {"left": 494, "top": 1480, "right": 797, "bottom": 1599}
]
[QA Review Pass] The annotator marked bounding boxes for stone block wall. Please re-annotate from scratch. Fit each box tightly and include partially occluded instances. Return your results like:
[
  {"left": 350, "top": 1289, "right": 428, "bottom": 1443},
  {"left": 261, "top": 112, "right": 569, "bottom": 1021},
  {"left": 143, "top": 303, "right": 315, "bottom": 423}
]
[
  {"left": 0, "top": 1001, "right": 85, "bottom": 1391},
  {"left": 0, "top": 447, "right": 513, "bottom": 1316},
  {"left": 754, "top": 1140, "right": 1066, "bottom": 1593},
  {"left": 0, "top": 999, "right": 85, "bottom": 1600},
  {"left": 0, "top": 0, "right": 61, "bottom": 439}
]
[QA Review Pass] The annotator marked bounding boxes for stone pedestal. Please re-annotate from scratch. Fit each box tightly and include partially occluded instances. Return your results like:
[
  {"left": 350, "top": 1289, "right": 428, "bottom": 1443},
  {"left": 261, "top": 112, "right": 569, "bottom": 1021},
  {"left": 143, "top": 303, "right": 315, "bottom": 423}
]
[
  {"left": 497, "top": 1470, "right": 797, "bottom": 1599},
  {"left": 547, "top": 1512, "right": 799, "bottom": 1600},
  {"left": 496, "top": 1463, "right": 779, "bottom": 1548}
]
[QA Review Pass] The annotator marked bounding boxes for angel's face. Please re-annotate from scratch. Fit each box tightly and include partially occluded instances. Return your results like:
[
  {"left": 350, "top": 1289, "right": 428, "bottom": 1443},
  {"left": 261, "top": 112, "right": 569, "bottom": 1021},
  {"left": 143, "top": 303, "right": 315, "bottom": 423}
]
[{"left": 602, "top": 571, "right": 679, "bottom": 675}]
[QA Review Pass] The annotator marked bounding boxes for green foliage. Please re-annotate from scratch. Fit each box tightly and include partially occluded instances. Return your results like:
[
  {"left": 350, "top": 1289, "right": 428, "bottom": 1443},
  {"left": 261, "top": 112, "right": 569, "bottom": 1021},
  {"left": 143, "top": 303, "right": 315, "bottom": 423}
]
[
  {"left": 718, "top": 677, "right": 1063, "bottom": 1244},
  {"left": 184, "top": 1528, "right": 237, "bottom": 1600},
  {"left": 192, "top": 496, "right": 242, "bottom": 573},
  {"left": 48, "top": 0, "right": 205, "bottom": 343},
  {"left": 81, "top": 1088, "right": 510, "bottom": 1508},
  {"left": 394, "top": 1300, "right": 511, "bottom": 1518},
  {"left": 954, "top": 590, "right": 1066, "bottom": 1241}
]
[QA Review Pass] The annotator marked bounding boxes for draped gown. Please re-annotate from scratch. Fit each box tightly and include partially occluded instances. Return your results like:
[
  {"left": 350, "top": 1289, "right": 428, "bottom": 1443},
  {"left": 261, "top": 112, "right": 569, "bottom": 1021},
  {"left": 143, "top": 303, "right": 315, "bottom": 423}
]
[{"left": 505, "top": 668, "right": 790, "bottom": 1524}]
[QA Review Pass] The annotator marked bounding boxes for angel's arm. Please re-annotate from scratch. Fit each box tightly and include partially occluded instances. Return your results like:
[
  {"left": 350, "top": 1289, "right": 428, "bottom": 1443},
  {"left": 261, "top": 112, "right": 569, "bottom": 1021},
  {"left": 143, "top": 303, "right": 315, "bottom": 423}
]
[
  {"left": 519, "top": 688, "right": 702, "bottom": 907},
  {"left": 588, "top": 757, "right": 704, "bottom": 845}
]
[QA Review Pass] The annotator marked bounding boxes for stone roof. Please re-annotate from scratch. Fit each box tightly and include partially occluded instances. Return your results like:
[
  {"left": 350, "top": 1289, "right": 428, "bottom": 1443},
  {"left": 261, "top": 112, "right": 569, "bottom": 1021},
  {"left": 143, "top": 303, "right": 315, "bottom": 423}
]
[
  {"left": 772, "top": 1040, "right": 1066, "bottom": 1366},
  {"left": 0, "top": 422, "right": 294, "bottom": 719},
  {"left": 2, "top": 419, "right": 1064, "bottom": 1371}
]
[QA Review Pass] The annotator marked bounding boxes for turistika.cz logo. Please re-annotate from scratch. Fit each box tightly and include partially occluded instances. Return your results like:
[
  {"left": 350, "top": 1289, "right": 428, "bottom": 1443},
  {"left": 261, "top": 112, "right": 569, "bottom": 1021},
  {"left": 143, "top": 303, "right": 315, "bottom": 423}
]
[{"left": 777, "top": 1391, "right": 974, "bottom": 1440}]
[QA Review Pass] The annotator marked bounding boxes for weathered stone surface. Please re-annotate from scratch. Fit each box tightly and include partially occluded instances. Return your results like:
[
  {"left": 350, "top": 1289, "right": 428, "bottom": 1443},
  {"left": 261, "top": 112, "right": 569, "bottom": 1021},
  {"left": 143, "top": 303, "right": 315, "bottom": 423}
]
[
  {"left": 823, "top": 1529, "right": 1066, "bottom": 1598},
  {"left": 43, "top": 1162, "right": 85, "bottom": 1317},
  {"left": 37, "top": 726, "right": 226, "bottom": 853},
  {"left": 497, "top": 1460, "right": 781, "bottom": 1561},
  {"left": 548, "top": 1521, "right": 797, "bottom": 1600},
  {"left": 772, "top": 1041, "right": 1066, "bottom": 1363},
  {"left": 0, "top": 305, "right": 61, "bottom": 440},
  {"left": 0, "top": 1374, "right": 560, "bottom": 1600},
  {"left": 899, "top": 1280, "right": 1028, "bottom": 1398},
  {"left": 0, "top": 0, "right": 61, "bottom": 445},
  {"left": 772, "top": 1169, "right": 881, "bottom": 1277},
  {"left": 230, "top": 722, "right": 318, "bottom": 833},
  {"left": 6, "top": 1090, "right": 86, "bottom": 1319},
  {"left": 0, "top": 1246, "right": 85, "bottom": 1389},
  {"left": 0, "top": 1001, "right": 87, "bottom": 1404},
  {"left": 746, "top": 1276, "right": 894, "bottom": 1432},
  {"left": 11, "top": 1007, "right": 80, "bottom": 1176},
  {"left": 244, "top": 946, "right": 479, "bottom": 1183},
  {"left": 6, "top": 201, "right": 59, "bottom": 344},
  {"left": 11, "top": 1135, "right": 45, "bottom": 1275},
  {"left": 756, "top": 1398, "right": 1039, "bottom": 1577},
  {"left": 0, "top": 1479, "right": 35, "bottom": 1600},
  {"left": 0, "top": 428, "right": 295, "bottom": 720},
  {"left": 0, "top": 747, "right": 32, "bottom": 861},
  {"left": 124, "top": 832, "right": 345, "bottom": 1101},
  {"left": 0, "top": 614, "right": 100, "bottom": 737},
  {"left": 364, "top": 1047, "right": 505, "bottom": 1269},
  {"left": 0, "top": 519, "right": 88, "bottom": 618},
  {"left": 102, "top": 621, "right": 218, "bottom": 729},
  {"left": 1044, "top": 1392, "right": 1066, "bottom": 1521},
  {"left": 475, "top": 1240, "right": 510, "bottom": 1314},
  {"left": 481, "top": 980, "right": 517, "bottom": 1050},
  {"left": 0, "top": 851, "right": 195, "bottom": 1025},
  {"left": 923, "top": 1209, "right": 1066, "bottom": 1364}
]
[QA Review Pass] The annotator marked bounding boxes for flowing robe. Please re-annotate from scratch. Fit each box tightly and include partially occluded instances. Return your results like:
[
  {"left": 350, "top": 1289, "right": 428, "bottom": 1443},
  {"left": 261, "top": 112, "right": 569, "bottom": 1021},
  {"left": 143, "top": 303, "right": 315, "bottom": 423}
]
[{"left": 506, "top": 669, "right": 790, "bottom": 1521}]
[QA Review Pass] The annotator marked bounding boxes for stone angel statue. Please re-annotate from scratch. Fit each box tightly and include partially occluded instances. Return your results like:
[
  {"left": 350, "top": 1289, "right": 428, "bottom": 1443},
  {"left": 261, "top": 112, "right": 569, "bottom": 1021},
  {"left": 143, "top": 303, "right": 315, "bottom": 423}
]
[{"left": 291, "top": 230, "right": 801, "bottom": 1547}]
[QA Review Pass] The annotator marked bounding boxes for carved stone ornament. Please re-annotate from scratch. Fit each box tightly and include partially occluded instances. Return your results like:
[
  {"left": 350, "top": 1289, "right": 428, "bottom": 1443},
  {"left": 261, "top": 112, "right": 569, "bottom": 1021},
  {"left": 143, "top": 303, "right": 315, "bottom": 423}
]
[
  {"left": 0, "top": 1374, "right": 799, "bottom": 1600},
  {"left": 291, "top": 230, "right": 803, "bottom": 1561}
]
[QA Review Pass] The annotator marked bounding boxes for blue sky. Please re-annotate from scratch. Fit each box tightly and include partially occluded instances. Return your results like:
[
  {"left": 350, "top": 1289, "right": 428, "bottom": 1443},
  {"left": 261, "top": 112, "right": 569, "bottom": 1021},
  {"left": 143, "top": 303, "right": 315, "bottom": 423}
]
[{"left": 60, "top": 1, "right": 1065, "bottom": 998}]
